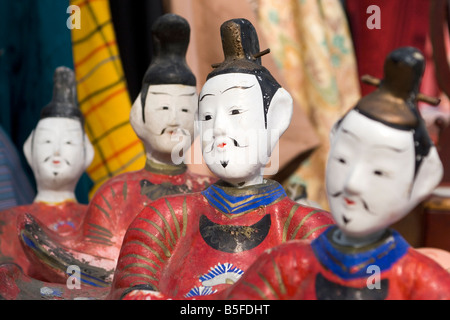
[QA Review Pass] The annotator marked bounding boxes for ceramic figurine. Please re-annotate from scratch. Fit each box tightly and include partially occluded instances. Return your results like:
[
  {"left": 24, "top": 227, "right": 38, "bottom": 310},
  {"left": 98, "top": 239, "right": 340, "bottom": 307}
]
[
  {"left": 285, "top": 180, "right": 321, "bottom": 209},
  {"left": 16, "top": 13, "right": 216, "bottom": 287},
  {"left": 109, "top": 18, "right": 334, "bottom": 300},
  {"left": 0, "top": 66, "right": 94, "bottom": 280},
  {"left": 219, "top": 47, "right": 450, "bottom": 300}
]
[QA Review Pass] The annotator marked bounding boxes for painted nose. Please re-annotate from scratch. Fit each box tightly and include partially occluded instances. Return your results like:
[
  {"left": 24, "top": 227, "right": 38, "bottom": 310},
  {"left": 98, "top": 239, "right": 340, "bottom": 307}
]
[
  {"left": 169, "top": 114, "right": 180, "bottom": 128},
  {"left": 52, "top": 144, "right": 61, "bottom": 156},
  {"left": 343, "top": 164, "right": 365, "bottom": 195},
  {"left": 213, "top": 116, "right": 228, "bottom": 138}
]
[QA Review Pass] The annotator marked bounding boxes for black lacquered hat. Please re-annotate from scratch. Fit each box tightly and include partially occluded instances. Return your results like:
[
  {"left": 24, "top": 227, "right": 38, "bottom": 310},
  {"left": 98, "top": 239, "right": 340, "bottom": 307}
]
[
  {"left": 356, "top": 47, "right": 427, "bottom": 128},
  {"left": 207, "top": 18, "right": 280, "bottom": 128},
  {"left": 140, "top": 13, "right": 196, "bottom": 122},
  {"left": 353, "top": 46, "right": 434, "bottom": 175},
  {"left": 40, "top": 66, "right": 83, "bottom": 125}
]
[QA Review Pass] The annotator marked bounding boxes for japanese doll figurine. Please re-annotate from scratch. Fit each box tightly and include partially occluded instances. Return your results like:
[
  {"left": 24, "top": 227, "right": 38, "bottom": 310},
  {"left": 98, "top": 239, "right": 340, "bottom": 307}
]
[
  {"left": 0, "top": 66, "right": 94, "bottom": 279},
  {"left": 16, "top": 13, "right": 215, "bottom": 287},
  {"left": 220, "top": 47, "right": 450, "bottom": 300},
  {"left": 109, "top": 18, "right": 334, "bottom": 300}
]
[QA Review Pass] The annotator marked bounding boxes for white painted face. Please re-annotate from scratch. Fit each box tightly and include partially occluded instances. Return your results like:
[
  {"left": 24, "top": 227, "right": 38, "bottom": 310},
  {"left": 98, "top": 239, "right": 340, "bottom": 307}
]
[
  {"left": 29, "top": 117, "right": 88, "bottom": 191},
  {"left": 326, "top": 110, "right": 418, "bottom": 238},
  {"left": 199, "top": 73, "right": 272, "bottom": 186},
  {"left": 130, "top": 84, "right": 197, "bottom": 158}
]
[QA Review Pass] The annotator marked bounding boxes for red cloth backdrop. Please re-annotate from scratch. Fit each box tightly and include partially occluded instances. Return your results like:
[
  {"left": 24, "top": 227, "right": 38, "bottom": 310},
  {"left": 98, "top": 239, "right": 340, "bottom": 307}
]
[{"left": 346, "top": 0, "right": 431, "bottom": 96}]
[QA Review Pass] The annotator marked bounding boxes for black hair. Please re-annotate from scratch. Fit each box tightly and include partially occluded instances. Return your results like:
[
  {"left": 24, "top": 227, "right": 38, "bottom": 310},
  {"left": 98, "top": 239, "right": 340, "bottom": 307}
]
[
  {"left": 206, "top": 18, "right": 281, "bottom": 128},
  {"left": 140, "top": 14, "right": 196, "bottom": 122}
]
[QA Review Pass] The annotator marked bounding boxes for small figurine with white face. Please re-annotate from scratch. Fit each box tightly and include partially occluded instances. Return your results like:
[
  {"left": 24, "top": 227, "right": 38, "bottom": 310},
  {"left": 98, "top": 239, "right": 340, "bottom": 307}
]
[
  {"left": 0, "top": 66, "right": 94, "bottom": 279},
  {"left": 109, "top": 18, "right": 333, "bottom": 300},
  {"left": 25, "top": 117, "right": 91, "bottom": 205},
  {"left": 14, "top": 13, "right": 215, "bottom": 288},
  {"left": 219, "top": 47, "right": 450, "bottom": 300}
]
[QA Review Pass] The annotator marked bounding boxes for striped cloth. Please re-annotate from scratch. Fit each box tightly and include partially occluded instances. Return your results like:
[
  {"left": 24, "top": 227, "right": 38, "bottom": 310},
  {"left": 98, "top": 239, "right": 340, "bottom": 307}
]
[
  {"left": 0, "top": 127, "right": 35, "bottom": 210},
  {"left": 70, "top": 0, "right": 145, "bottom": 197}
]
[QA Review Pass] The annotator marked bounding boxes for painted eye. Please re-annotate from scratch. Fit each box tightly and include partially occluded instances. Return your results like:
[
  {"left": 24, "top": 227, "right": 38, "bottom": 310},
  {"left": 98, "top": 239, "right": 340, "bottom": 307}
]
[
  {"left": 231, "top": 109, "right": 241, "bottom": 115},
  {"left": 181, "top": 108, "right": 189, "bottom": 113},
  {"left": 66, "top": 141, "right": 72, "bottom": 145},
  {"left": 373, "top": 170, "right": 384, "bottom": 176},
  {"left": 337, "top": 157, "right": 346, "bottom": 164},
  {"left": 204, "top": 115, "right": 212, "bottom": 121},
  {"left": 162, "top": 106, "right": 169, "bottom": 110}
]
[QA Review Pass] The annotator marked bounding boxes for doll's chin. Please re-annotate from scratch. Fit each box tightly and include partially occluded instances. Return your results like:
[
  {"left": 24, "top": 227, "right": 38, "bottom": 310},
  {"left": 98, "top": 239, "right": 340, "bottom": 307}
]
[{"left": 210, "top": 164, "right": 260, "bottom": 182}]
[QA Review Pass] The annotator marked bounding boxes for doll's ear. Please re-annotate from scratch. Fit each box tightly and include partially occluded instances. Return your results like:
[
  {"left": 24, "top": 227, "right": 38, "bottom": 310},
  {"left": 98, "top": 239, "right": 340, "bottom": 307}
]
[
  {"left": 410, "top": 146, "right": 443, "bottom": 202},
  {"left": 329, "top": 119, "right": 342, "bottom": 144},
  {"left": 83, "top": 134, "right": 95, "bottom": 169},
  {"left": 129, "top": 93, "right": 145, "bottom": 140},
  {"left": 265, "top": 87, "right": 293, "bottom": 150},
  {"left": 193, "top": 108, "right": 200, "bottom": 141},
  {"left": 23, "top": 131, "right": 34, "bottom": 168}
]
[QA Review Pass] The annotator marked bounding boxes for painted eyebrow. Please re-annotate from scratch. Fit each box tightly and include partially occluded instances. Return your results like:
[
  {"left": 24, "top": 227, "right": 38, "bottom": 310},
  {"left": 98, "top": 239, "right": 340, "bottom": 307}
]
[
  {"left": 199, "top": 93, "right": 215, "bottom": 101},
  {"left": 342, "top": 127, "right": 406, "bottom": 152},
  {"left": 341, "top": 128, "right": 360, "bottom": 141},
  {"left": 199, "top": 84, "right": 255, "bottom": 101},
  {"left": 150, "top": 91, "right": 196, "bottom": 98},
  {"left": 148, "top": 91, "right": 170, "bottom": 95},
  {"left": 37, "top": 124, "right": 82, "bottom": 130},
  {"left": 221, "top": 84, "right": 255, "bottom": 94},
  {"left": 372, "top": 144, "right": 407, "bottom": 153},
  {"left": 180, "top": 92, "right": 196, "bottom": 97}
]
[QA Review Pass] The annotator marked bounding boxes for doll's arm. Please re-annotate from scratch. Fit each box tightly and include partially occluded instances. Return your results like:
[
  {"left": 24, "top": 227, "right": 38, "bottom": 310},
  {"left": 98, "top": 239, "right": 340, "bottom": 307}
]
[{"left": 109, "top": 196, "right": 188, "bottom": 299}]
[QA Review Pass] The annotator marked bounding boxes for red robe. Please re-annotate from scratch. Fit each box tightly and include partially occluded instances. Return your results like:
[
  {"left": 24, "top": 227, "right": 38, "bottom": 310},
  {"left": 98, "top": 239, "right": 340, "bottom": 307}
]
[
  {"left": 221, "top": 226, "right": 450, "bottom": 300},
  {"left": 0, "top": 201, "right": 86, "bottom": 280},
  {"left": 111, "top": 179, "right": 334, "bottom": 299},
  {"left": 18, "top": 160, "right": 215, "bottom": 285}
]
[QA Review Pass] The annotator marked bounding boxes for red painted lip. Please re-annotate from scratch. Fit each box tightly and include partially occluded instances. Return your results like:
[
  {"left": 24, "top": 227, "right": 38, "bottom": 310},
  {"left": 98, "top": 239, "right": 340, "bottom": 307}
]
[
  {"left": 52, "top": 160, "right": 60, "bottom": 164},
  {"left": 217, "top": 143, "right": 227, "bottom": 148},
  {"left": 344, "top": 198, "right": 355, "bottom": 205}
]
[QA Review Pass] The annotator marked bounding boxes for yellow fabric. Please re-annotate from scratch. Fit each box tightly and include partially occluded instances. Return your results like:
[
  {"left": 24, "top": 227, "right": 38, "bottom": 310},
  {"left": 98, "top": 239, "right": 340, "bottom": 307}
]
[
  {"left": 255, "top": 0, "right": 361, "bottom": 210},
  {"left": 70, "top": 0, "right": 145, "bottom": 197}
]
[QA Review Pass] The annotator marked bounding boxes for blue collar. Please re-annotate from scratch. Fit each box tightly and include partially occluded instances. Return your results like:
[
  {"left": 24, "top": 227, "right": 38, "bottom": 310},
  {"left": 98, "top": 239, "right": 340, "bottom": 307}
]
[
  {"left": 201, "top": 179, "right": 286, "bottom": 215},
  {"left": 311, "top": 226, "right": 410, "bottom": 280}
]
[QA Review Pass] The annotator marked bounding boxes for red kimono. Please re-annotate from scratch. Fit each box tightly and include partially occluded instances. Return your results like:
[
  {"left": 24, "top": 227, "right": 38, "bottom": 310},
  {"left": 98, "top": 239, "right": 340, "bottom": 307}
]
[
  {"left": 111, "top": 179, "right": 334, "bottom": 299},
  {"left": 0, "top": 201, "right": 86, "bottom": 280},
  {"left": 18, "top": 160, "right": 215, "bottom": 285},
  {"left": 222, "top": 226, "right": 450, "bottom": 300}
]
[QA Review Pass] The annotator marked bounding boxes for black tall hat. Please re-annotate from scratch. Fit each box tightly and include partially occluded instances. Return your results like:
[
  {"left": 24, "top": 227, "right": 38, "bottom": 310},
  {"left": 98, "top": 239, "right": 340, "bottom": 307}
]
[
  {"left": 353, "top": 46, "right": 432, "bottom": 175},
  {"left": 355, "top": 46, "right": 426, "bottom": 128},
  {"left": 207, "top": 18, "right": 280, "bottom": 128},
  {"left": 140, "top": 13, "right": 196, "bottom": 121},
  {"left": 40, "top": 66, "right": 84, "bottom": 125},
  {"left": 208, "top": 18, "right": 273, "bottom": 79}
]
